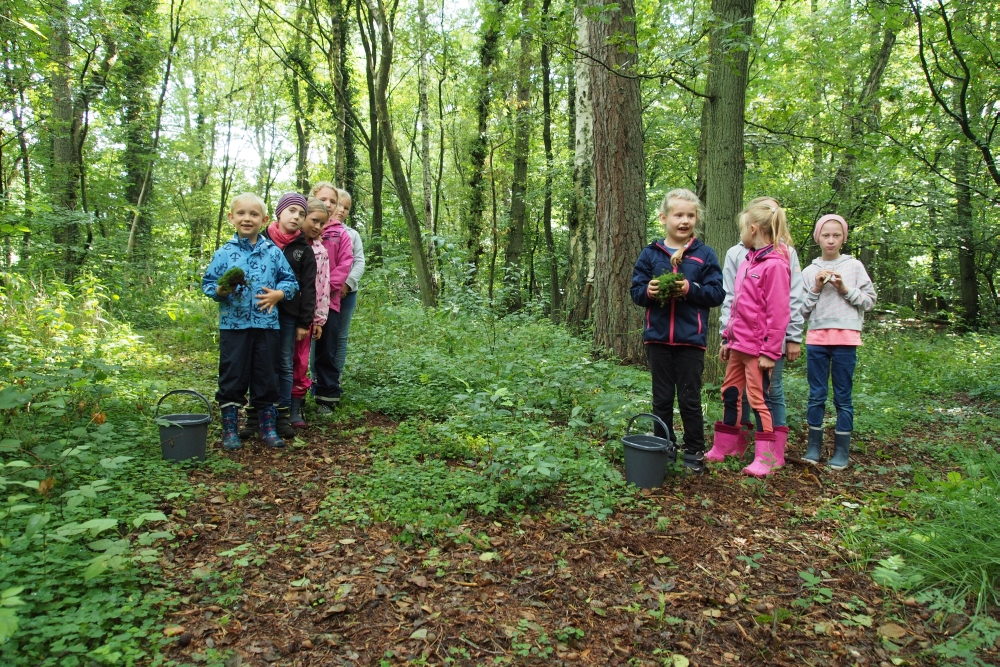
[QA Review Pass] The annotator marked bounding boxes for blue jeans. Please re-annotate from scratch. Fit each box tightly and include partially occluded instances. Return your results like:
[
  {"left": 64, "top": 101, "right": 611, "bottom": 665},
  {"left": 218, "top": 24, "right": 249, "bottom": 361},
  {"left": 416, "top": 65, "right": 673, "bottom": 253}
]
[
  {"left": 312, "top": 308, "right": 342, "bottom": 402},
  {"left": 334, "top": 290, "right": 358, "bottom": 374},
  {"left": 806, "top": 344, "right": 857, "bottom": 432},
  {"left": 277, "top": 313, "right": 297, "bottom": 408},
  {"left": 741, "top": 354, "right": 786, "bottom": 428}
]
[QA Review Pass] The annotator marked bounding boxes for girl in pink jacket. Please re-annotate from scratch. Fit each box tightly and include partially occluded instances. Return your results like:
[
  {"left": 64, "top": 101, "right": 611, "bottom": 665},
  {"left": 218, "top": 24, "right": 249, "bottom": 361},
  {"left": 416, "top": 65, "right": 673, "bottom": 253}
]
[
  {"left": 707, "top": 198, "right": 792, "bottom": 477},
  {"left": 310, "top": 182, "right": 354, "bottom": 413},
  {"left": 289, "top": 198, "right": 332, "bottom": 428}
]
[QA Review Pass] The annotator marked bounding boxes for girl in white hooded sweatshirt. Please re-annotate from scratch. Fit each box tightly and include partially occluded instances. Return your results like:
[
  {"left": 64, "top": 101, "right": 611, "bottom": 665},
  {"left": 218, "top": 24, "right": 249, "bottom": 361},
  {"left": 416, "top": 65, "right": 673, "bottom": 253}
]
[{"left": 800, "top": 214, "right": 877, "bottom": 470}]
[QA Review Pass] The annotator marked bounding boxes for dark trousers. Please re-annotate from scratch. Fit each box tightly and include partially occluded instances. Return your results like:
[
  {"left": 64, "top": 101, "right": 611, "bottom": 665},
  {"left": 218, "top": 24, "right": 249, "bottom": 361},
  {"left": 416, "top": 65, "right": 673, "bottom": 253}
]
[
  {"left": 647, "top": 344, "right": 706, "bottom": 453},
  {"left": 216, "top": 328, "right": 280, "bottom": 408},
  {"left": 312, "top": 308, "right": 342, "bottom": 402}
]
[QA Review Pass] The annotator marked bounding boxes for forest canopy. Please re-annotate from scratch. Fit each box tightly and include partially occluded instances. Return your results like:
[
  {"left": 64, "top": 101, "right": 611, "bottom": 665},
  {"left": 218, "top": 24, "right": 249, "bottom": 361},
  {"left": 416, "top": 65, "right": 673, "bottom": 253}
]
[{"left": 1, "top": 0, "right": 998, "bottom": 343}]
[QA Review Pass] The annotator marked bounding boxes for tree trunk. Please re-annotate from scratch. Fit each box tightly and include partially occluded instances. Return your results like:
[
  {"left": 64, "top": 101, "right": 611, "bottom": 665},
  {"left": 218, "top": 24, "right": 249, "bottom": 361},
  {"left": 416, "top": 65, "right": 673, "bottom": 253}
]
[
  {"left": 564, "top": 3, "right": 596, "bottom": 329},
  {"left": 418, "top": 0, "right": 435, "bottom": 282},
  {"left": 702, "top": 0, "right": 757, "bottom": 382},
  {"left": 120, "top": 0, "right": 160, "bottom": 259},
  {"left": 955, "top": 140, "right": 978, "bottom": 326},
  {"left": 541, "top": 0, "right": 559, "bottom": 319},
  {"left": 357, "top": 0, "right": 384, "bottom": 263},
  {"left": 588, "top": 0, "right": 646, "bottom": 363},
  {"left": 503, "top": 0, "right": 533, "bottom": 311},
  {"left": 466, "top": 0, "right": 509, "bottom": 282},
  {"left": 366, "top": 0, "right": 435, "bottom": 306},
  {"left": 290, "top": 0, "right": 315, "bottom": 193}
]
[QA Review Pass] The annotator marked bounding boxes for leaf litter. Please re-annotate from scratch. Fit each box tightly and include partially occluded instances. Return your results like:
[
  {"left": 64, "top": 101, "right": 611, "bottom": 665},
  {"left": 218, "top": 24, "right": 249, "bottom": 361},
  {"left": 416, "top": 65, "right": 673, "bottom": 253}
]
[{"left": 157, "top": 414, "right": 999, "bottom": 666}]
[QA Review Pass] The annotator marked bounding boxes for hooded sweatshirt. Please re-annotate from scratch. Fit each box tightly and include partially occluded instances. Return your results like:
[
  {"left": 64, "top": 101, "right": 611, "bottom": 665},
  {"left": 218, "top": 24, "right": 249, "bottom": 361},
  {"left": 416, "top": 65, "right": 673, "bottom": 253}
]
[
  {"left": 321, "top": 219, "right": 354, "bottom": 313},
  {"left": 800, "top": 254, "right": 876, "bottom": 333},
  {"left": 722, "top": 244, "right": 791, "bottom": 361}
]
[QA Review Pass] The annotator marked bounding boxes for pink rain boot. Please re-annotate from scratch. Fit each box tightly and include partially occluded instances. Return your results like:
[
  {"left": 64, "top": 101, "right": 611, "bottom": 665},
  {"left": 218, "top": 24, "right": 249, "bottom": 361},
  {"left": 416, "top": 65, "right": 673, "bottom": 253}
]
[
  {"left": 773, "top": 427, "right": 789, "bottom": 468},
  {"left": 742, "top": 431, "right": 785, "bottom": 477},
  {"left": 705, "top": 422, "right": 742, "bottom": 462}
]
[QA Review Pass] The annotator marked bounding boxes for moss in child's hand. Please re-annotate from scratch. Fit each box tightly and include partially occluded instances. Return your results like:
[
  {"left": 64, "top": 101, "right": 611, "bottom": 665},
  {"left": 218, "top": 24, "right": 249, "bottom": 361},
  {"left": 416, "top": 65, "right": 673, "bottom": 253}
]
[
  {"left": 653, "top": 272, "right": 683, "bottom": 304},
  {"left": 218, "top": 266, "right": 247, "bottom": 293}
]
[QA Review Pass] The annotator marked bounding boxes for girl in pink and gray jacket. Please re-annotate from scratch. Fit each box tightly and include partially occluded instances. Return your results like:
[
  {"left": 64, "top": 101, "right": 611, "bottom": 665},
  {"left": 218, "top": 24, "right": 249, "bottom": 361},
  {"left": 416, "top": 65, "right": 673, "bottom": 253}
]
[{"left": 707, "top": 198, "right": 792, "bottom": 477}]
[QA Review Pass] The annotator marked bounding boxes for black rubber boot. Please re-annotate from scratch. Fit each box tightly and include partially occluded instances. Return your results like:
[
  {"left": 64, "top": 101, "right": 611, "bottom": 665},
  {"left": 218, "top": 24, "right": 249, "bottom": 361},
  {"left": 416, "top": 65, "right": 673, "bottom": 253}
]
[
  {"left": 275, "top": 406, "right": 295, "bottom": 439},
  {"left": 829, "top": 431, "right": 851, "bottom": 470},
  {"left": 239, "top": 406, "right": 258, "bottom": 440},
  {"left": 803, "top": 426, "right": 823, "bottom": 464},
  {"left": 682, "top": 450, "right": 705, "bottom": 475}
]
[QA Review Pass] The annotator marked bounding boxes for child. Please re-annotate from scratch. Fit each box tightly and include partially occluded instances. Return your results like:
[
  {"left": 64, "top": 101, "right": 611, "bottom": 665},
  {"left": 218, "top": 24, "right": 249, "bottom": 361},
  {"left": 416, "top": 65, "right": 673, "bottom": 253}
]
[
  {"left": 800, "top": 214, "right": 876, "bottom": 469},
  {"left": 630, "top": 189, "right": 724, "bottom": 474},
  {"left": 289, "top": 197, "right": 332, "bottom": 428},
  {"left": 310, "top": 181, "right": 354, "bottom": 414},
  {"left": 202, "top": 192, "right": 298, "bottom": 450},
  {"left": 708, "top": 198, "right": 791, "bottom": 477},
  {"left": 710, "top": 197, "right": 804, "bottom": 462},
  {"left": 261, "top": 192, "right": 316, "bottom": 439},
  {"left": 332, "top": 188, "right": 365, "bottom": 389}
]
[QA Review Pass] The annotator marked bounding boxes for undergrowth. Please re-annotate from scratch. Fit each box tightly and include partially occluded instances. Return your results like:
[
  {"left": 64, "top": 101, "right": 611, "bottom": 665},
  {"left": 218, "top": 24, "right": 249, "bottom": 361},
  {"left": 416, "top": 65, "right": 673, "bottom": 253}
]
[{"left": 0, "top": 273, "right": 198, "bottom": 666}]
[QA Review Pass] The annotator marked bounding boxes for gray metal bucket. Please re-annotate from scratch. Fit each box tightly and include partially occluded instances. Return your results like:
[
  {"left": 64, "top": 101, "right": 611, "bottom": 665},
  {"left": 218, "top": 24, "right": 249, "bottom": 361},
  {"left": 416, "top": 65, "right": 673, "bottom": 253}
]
[
  {"left": 155, "top": 390, "right": 211, "bottom": 462},
  {"left": 622, "top": 413, "right": 677, "bottom": 489}
]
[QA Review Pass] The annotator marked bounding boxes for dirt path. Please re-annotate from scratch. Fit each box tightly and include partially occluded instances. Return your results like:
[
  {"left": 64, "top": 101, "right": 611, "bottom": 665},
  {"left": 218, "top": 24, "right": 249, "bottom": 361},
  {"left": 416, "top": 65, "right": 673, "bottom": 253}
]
[{"left": 157, "top": 416, "right": 990, "bottom": 666}]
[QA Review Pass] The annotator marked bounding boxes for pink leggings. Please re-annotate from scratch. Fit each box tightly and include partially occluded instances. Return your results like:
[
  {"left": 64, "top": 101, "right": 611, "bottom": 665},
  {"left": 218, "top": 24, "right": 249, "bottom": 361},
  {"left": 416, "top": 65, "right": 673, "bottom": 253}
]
[{"left": 292, "top": 335, "right": 312, "bottom": 399}]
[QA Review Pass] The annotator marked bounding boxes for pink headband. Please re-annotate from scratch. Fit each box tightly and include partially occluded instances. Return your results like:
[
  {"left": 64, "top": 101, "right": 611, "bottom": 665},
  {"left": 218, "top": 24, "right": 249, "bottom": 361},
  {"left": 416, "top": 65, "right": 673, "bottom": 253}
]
[{"left": 814, "top": 214, "right": 848, "bottom": 244}]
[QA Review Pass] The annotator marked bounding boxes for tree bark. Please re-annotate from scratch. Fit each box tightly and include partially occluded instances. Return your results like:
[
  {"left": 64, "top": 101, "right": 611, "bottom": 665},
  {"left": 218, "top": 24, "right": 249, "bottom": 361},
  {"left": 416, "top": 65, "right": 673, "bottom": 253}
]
[
  {"left": 503, "top": 0, "right": 533, "bottom": 311},
  {"left": 702, "top": 0, "right": 756, "bottom": 382},
  {"left": 589, "top": 0, "right": 646, "bottom": 363},
  {"left": 564, "top": 3, "right": 596, "bottom": 329},
  {"left": 418, "top": 0, "right": 435, "bottom": 283}
]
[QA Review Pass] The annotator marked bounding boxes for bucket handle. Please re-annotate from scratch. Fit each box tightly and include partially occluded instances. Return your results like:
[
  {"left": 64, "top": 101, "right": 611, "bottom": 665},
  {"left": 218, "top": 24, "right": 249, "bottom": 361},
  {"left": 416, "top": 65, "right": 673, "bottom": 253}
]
[
  {"left": 625, "top": 413, "right": 672, "bottom": 439},
  {"left": 155, "top": 390, "right": 212, "bottom": 420}
]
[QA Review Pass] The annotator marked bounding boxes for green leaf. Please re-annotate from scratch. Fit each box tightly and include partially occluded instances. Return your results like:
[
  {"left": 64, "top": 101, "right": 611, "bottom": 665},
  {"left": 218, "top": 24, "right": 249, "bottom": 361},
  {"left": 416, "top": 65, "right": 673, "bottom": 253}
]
[
  {"left": 132, "top": 511, "right": 167, "bottom": 528},
  {"left": 84, "top": 557, "right": 109, "bottom": 581},
  {"left": 79, "top": 518, "right": 119, "bottom": 536},
  {"left": 0, "top": 608, "right": 18, "bottom": 643},
  {"left": 24, "top": 513, "right": 50, "bottom": 539}
]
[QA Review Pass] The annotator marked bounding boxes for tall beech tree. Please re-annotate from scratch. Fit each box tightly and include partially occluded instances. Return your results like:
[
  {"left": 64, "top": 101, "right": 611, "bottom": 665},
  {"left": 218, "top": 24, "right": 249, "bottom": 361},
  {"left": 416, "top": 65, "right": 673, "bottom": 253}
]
[{"left": 588, "top": 0, "right": 646, "bottom": 363}]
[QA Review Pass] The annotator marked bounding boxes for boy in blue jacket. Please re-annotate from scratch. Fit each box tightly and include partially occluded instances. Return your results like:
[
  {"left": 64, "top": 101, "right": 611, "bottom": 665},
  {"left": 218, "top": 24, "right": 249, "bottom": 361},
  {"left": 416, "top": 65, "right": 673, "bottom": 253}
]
[
  {"left": 631, "top": 189, "right": 725, "bottom": 474},
  {"left": 202, "top": 192, "right": 299, "bottom": 450}
]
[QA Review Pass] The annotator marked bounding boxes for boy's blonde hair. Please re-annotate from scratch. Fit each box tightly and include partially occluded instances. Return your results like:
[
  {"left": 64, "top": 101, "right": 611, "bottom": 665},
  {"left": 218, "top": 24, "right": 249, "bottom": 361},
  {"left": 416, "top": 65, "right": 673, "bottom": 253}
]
[
  {"left": 659, "top": 188, "right": 703, "bottom": 266},
  {"left": 740, "top": 197, "right": 791, "bottom": 255},
  {"left": 229, "top": 192, "right": 266, "bottom": 215},
  {"left": 306, "top": 197, "right": 329, "bottom": 217},
  {"left": 310, "top": 181, "right": 339, "bottom": 200}
]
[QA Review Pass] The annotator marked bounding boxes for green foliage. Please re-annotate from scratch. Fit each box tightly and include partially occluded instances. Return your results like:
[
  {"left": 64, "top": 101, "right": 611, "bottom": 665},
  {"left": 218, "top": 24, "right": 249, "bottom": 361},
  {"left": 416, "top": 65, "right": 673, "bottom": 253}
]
[
  {"left": 216, "top": 266, "right": 246, "bottom": 294},
  {"left": 0, "top": 274, "right": 191, "bottom": 665},
  {"left": 652, "top": 271, "right": 683, "bottom": 305}
]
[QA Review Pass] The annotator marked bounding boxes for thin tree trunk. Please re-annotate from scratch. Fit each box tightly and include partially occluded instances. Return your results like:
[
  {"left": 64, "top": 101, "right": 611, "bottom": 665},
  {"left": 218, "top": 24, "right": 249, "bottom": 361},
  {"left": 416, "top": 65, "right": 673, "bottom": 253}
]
[
  {"left": 357, "top": 0, "right": 384, "bottom": 263},
  {"left": 541, "top": 0, "right": 558, "bottom": 319},
  {"left": 702, "top": 0, "right": 757, "bottom": 382},
  {"left": 955, "top": 140, "right": 978, "bottom": 326},
  {"left": 564, "top": 3, "right": 596, "bottom": 329},
  {"left": 589, "top": 0, "right": 646, "bottom": 363},
  {"left": 366, "top": 0, "right": 435, "bottom": 306},
  {"left": 503, "top": 0, "right": 533, "bottom": 312},
  {"left": 418, "top": 0, "right": 433, "bottom": 253}
]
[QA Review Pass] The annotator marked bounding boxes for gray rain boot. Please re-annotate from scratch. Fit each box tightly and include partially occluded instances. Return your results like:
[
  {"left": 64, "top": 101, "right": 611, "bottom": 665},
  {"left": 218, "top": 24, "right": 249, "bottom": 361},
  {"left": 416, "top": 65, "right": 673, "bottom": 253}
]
[
  {"left": 803, "top": 426, "right": 823, "bottom": 464},
  {"left": 682, "top": 449, "right": 705, "bottom": 475},
  {"left": 829, "top": 431, "right": 851, "bottom": 470},
  {"left": 289, "top": 397, "right": 306, "bottom": 429}
]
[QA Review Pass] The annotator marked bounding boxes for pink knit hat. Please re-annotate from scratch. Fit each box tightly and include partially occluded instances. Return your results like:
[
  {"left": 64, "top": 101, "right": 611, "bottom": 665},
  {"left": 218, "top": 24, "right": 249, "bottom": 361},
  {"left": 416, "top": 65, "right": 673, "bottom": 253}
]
[{"left": 813, "top": 214, "right": 848, "bottom": 244}]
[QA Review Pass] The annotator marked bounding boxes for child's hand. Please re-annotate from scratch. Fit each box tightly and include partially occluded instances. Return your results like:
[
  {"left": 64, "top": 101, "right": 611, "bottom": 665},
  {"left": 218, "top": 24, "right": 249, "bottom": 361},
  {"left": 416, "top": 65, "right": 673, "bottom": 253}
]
[
  {"left": 647, "top": 279, "right": 660, "bottom": 299},
  {"left": 673, "top": 279, "right": 689, "bottom": 297},
  {"left": 312, "top": 325, "right": 323, "bottom": 340},
  {"left": 296, "top": 327, "right": 310, "bottom": 341},
  {"left": 814, "top": 271, "right": 829, "bottom": 292},
  {"left": 719, "top": 345, "right": 731, "bottom": 362},
  {"left": 341, "top": 284, "right": 350, "bottom": 298},
  {"left": 216, "top": 285, "right": 233, "bottom": 298},
  {"left": 786, "top": 342, "right": 801, "bottom": 362},
  {"left": 830, "top": 272, "right": 849, "bottom": 295},
  {"left": 255, "top": 288, "right": 285, "bottom": 313},
  {"left": 758, "top": 355, "right": 776, "bottom": 370}
]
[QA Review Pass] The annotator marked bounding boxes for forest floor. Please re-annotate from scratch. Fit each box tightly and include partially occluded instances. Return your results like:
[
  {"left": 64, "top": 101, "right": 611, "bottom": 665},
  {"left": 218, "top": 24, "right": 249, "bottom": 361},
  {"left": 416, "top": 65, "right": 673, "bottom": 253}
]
[{"left": 157, "top": 411, "right": 996, "bottom": 667}]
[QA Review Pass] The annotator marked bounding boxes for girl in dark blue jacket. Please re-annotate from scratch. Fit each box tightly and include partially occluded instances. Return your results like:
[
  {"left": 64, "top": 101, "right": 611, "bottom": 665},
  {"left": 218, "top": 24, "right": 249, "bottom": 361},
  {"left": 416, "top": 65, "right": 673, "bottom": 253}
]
[{"left": 631, "top": 189, "right": 725, "bottom": 473}]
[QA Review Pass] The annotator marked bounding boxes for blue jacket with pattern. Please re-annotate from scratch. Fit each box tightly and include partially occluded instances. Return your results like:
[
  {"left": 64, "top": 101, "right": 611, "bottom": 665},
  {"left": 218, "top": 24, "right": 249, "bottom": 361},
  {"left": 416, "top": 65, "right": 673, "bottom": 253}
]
[{"left": 202, "top": 234, "right": 299, "bottom": 330}]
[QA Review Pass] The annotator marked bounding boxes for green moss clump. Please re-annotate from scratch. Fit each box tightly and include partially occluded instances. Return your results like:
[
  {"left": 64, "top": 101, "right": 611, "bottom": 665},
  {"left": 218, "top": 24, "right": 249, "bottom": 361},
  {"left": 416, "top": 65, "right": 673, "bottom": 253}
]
[
  {"left": 653, "top": 271, "right": 683, "bottom": 305},
  {"left": 218, "top": 266, "right": 247, "bottom": 293}
]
